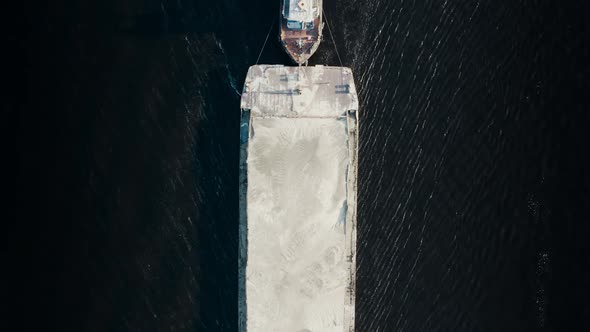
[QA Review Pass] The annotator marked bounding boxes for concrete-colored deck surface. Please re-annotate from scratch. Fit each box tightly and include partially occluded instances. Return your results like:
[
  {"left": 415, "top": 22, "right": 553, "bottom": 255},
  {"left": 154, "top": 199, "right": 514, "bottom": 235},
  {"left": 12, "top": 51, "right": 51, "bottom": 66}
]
[{"left": 240, "top": 65, "right": 358, "bottom": 332}]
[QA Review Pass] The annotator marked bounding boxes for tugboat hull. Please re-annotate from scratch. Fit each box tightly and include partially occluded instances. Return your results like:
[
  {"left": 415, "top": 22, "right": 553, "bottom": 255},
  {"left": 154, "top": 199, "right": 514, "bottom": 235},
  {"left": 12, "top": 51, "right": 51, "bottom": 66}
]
[{"left": 279, "top": 0, "right": 324, "bottom": 64}]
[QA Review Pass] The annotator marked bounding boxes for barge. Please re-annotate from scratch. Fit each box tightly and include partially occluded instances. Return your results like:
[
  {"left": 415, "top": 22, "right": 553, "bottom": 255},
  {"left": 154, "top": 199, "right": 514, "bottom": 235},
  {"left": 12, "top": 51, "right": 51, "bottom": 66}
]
[{"left": 239, "top": 65, "right": 358, "bottom": 331}]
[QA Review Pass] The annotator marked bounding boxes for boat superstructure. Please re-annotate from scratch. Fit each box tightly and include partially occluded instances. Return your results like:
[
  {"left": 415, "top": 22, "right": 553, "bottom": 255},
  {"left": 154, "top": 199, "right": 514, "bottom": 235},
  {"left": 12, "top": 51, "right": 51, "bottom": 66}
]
[{"left": 279, "top": 0, "right": 324, "bottom": 64}]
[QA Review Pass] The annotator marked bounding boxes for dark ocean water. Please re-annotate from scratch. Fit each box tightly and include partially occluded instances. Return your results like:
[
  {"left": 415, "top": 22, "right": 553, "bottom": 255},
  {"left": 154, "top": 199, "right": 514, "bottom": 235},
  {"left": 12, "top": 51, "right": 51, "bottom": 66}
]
[{"left": 19, "top": 0, "right": 589, "bottom": 331}]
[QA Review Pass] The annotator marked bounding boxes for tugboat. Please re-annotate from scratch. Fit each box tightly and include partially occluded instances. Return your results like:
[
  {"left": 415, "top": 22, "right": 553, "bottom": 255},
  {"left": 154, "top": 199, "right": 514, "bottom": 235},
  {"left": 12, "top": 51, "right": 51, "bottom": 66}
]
[{"left": 279, "top": 0, "right": 324, "bottom": 65}]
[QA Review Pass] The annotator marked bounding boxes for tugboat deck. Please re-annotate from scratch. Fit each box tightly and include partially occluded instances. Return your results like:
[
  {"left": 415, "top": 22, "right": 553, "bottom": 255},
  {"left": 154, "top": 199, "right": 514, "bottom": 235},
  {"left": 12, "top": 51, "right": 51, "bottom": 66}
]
[{"left": 280, "top": 0, "right": 323, "bottom": 64}]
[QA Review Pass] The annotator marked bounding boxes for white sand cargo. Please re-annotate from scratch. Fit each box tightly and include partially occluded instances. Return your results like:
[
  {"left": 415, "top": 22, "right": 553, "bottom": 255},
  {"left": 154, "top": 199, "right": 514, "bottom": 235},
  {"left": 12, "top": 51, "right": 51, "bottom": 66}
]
[{"left": 239, "top": 65, "right": 358, "bottom": 332}]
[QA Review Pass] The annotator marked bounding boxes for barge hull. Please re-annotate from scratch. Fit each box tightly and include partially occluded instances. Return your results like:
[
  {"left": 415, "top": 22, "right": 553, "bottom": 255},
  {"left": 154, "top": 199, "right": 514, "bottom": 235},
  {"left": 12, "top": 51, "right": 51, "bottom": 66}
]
[{"left": 239, "top": 65, "right": 358, "bottom": 332}]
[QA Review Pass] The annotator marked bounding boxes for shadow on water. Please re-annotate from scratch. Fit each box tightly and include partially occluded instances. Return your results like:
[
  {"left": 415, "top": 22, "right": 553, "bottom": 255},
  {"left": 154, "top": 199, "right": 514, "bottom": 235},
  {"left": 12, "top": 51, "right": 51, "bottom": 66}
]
[
  {"left": 118, "top": 7, "right": 224, "bottom": 36},
  {"left": 192, "top": 69, "right": 241, "bottom": 331}
]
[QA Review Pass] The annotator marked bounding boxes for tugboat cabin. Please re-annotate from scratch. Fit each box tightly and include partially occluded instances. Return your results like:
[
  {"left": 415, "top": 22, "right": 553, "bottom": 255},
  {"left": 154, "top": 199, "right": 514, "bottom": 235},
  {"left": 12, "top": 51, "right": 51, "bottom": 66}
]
[{"left": 282, "top": 0, "right": 319, "bottom": 30}]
